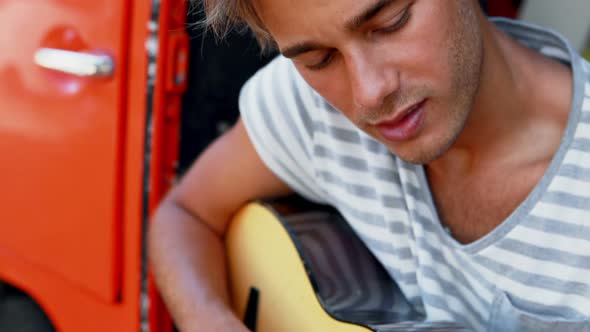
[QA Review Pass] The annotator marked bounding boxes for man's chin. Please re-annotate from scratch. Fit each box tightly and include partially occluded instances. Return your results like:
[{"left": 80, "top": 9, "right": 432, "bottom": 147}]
[
  {"left": 388, "top": 119, "right": 467, "bottom": 165},
  {"left": 386, "top": 140, "right": 454, "bottom": 165},
  {"left": 391, "top": 150, "right": 442, "bottom": 165}
]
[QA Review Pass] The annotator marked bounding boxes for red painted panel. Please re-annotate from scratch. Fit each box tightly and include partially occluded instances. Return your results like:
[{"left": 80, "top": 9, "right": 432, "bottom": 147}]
[
  {"left": 148, "top": 0, "right": 189, "bottom": 330},
  {"left": 0, "top": 0, "right": 129, "bottom": 303}
]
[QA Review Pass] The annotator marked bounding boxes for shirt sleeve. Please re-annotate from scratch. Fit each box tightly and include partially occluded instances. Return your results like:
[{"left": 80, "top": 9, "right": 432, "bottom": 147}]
[{"left": 239, "top": 56, "right": 327, "bottom": 203}]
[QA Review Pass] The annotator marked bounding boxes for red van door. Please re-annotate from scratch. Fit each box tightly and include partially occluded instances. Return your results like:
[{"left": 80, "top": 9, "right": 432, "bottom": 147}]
[{"left": 0, "top": 1, "right": 130, "bottom": 303}]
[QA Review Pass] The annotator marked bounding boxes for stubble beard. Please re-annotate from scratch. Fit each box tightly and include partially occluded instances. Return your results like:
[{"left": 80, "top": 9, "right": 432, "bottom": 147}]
[{"left": 399, "top": 3, "right": 484, "bottom": 165}]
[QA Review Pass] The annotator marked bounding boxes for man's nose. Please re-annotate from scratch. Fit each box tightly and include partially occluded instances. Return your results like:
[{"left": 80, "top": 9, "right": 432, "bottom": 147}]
[{"left": 347, "top": 52, "right": 400, "bottom": 111}]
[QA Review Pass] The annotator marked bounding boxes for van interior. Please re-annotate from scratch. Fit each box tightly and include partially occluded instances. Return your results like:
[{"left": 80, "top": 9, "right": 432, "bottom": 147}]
[{"left": 179, "top": 8, "right": 276, "bottom": 175}]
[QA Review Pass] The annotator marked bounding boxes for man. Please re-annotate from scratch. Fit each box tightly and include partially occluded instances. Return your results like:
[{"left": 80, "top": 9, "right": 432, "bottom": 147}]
[{"left": 149, "top": 0, "right": 590, "bottom": 331}]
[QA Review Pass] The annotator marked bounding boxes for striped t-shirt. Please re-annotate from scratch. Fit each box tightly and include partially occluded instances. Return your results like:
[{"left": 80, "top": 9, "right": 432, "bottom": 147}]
[{"left": 239, "top": 18, "right": 590, "bottom": 331}]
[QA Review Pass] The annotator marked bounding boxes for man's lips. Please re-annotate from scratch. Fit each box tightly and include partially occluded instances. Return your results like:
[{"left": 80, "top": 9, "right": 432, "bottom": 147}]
[{"left": 374, "top": 99, "right": 428, "bottom": 142}]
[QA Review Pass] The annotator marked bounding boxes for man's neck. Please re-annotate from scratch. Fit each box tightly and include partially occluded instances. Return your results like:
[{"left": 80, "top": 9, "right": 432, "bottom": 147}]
[{"left": 427, "top": 19, "right": 573, "bottom": 179}]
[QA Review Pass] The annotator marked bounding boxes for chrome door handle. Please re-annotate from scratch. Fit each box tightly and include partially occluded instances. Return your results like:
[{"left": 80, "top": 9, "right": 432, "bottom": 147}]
[{"left": 34, "top": 48, "right": 114, "bottom": 78}]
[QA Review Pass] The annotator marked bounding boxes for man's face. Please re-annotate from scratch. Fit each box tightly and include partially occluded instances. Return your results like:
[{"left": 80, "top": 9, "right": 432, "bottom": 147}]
[{"left": 255, "top": 0, "right": 485, "bottom": 164}]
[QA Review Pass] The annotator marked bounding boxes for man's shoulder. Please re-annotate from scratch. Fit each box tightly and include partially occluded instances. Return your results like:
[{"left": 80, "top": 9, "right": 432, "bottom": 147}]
[
  {"left": 240, "top": 55, "right": 349, "bottom": 130},
  {"left": 241, "top": 55, "right": 319, "bottom": 105},
  {"left": 245, "top": 55, "right": 301, "bottom": 87}
]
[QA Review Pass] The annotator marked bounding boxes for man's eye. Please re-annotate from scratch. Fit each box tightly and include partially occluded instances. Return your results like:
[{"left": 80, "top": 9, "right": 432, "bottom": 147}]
[
  {"left": 306, "top": 51, "right": 334, "bottom": 71},
  {"left": 376, "top": 7, "right": 411, "bottom": 34}
]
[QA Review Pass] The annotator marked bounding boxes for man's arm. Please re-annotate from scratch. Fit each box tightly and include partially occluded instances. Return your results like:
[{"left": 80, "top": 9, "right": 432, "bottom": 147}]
[{"left": 148, "top": 119, "right": 293, "bottom": 331}]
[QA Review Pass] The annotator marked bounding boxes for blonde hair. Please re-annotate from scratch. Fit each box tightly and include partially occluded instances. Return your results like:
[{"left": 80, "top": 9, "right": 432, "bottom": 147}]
[{"left": 197, "top": 0, "right": 277, "bottom": 52}]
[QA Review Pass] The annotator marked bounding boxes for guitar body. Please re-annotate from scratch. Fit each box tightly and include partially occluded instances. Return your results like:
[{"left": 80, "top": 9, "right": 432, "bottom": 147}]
[
  {"left": 227, "top": 202, "right": 371, "bottom": 332},
  {"left": 226, "top": 200, "right": 468, "bottom": 332}
]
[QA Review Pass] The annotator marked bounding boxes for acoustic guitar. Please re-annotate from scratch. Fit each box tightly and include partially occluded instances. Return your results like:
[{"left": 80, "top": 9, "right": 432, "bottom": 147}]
[{"left": 226, "top": 199, "right": 469, "bottom": 332}]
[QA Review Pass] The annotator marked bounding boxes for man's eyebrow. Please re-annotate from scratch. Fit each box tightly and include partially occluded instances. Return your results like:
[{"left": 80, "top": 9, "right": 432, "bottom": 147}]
[
  {"left": 281, "top": 0, "right": 398, "bottom": 59},
  {"left": 345, "top": 0, "right": 399, "bottom": 31},
  {"left": 281, "top": 42, "right": 325, "bottom": 59}
]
